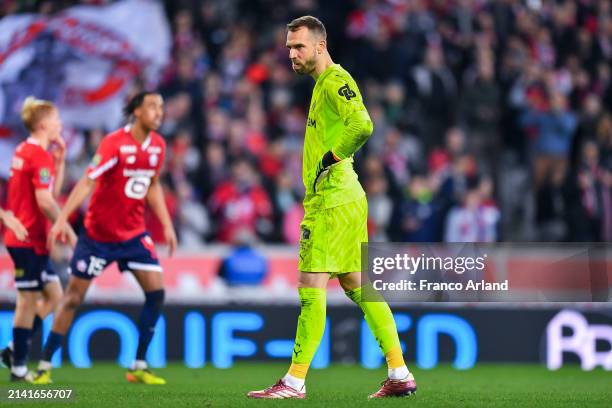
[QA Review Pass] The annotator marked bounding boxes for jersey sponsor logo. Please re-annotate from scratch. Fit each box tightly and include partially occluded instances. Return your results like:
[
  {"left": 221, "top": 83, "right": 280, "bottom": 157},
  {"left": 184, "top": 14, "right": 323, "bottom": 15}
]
[
  {"left": 127, "top": 155, "right": 136, "bottom": 164},
  {"left": 147, "top": 146, "right": 162, "bottom": 154},
  {"left": 338, "top": 84, "right": 356, "bottom": 100},
  {"left": 149, "top": 154, "right": 158, "bottom": 167},
  {"left": 39, "top": 167, "right": 51, "bottom": 184},
  {"left": 123, "top": 169, "right": 155, "bottom": 177},
  {"left": 124, "top": 176, "right": 151, "bottom": 199},
  {"left": 11, "top": 157, "right": 24, "bottom": 173},
  {"left": 14, "top": 268, "right": 24, "bottom": 278},
  {"left": 307, "top": 117, "right": 317, "bottom": 128},
  {"left": 120, "top": 145, "right": 137, "bottom": 154},
  {"left": 11, "top": 157, "right": 24, "bottom": 170}
]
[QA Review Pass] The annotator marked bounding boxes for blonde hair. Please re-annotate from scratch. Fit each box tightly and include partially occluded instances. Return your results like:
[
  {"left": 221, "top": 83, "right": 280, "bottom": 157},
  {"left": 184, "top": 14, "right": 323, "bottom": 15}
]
[{"left": 21, "top": 96, "right": 56, "bottom": 132}]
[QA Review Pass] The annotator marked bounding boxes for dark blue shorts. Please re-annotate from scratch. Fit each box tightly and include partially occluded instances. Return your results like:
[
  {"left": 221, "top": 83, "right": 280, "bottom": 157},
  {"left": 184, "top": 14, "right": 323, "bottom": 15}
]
[
  {"left": 7, "top": 247, "right": 59, "bottom": 291},
  {"left": 69, "top": 232, "right": 162, "bottom": 280}
]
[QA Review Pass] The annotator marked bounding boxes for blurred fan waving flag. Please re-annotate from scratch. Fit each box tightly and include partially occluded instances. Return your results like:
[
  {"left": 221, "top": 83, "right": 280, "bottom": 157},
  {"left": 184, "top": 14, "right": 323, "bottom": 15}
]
[{"left": 0, "top": 0, "right": 171, "bottom": 137}]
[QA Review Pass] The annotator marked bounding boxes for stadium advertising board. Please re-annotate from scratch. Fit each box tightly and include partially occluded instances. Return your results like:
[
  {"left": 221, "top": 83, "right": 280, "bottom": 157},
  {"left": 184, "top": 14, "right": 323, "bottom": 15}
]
[{"left": 1, "top": 305, "right": 609, "bottom": 371}]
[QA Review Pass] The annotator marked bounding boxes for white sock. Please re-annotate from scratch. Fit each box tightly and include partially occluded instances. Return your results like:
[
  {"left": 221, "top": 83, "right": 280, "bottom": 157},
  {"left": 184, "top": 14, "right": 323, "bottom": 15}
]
[
  {"left": 38, "top": 360, "right": 52, "bottom": 371},
  {"left": 132, "top": 360, "right": 148, "bottom": 370},
  {"left": 7, "top": 340, "right": 13, "bottom": 351},
  {"left": 388, "top": 365, "right": 409, "bottom": 380},
  {"left": 11, "top": 365, "right": 27, "bottom": 377},
  {"left": 282, "top": 373, "right": 305, "bottom": 391}
]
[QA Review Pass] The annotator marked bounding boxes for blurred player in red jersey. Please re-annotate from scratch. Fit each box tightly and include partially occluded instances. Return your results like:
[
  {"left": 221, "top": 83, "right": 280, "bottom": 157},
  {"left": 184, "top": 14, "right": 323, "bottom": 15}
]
[
  {"left": 32, "top": 92, "right": 177, "bottom": 385},
  {"left": 1, "top": 97, "right": 76, "bottom": 382}
]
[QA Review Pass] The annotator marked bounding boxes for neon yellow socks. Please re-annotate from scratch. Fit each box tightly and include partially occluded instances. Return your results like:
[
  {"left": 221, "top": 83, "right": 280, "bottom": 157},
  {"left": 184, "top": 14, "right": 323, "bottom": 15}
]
[
  {"left": 287, "top": 287, "right": 327, "bottom": 380},
  {"left": 346, "top": 286, "right": 406, "bottom": 370},
  {"left": 286, "top": 285, "right": 408, "bottom": 385}
]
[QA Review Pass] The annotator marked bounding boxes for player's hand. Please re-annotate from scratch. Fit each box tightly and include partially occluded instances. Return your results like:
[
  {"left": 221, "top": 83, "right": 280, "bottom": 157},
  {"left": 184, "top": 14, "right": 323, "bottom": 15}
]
[
  {"left": 50, "top": 136, "right": 66, "bottom": 164},
  {"left": 47, "top": 217, "right": 71, "bottom": 250},
  {"left": 1, "top": 211, "right": 28, "bottom": 242},
  {"left": 164, "top": 225, "right": 177, "bottom": 257},
  {"left": 313, "top": 151, "right": 340, "bottom": 193},
  {"left": 66, "top": 225, "right": 78, "bottom": 248}
]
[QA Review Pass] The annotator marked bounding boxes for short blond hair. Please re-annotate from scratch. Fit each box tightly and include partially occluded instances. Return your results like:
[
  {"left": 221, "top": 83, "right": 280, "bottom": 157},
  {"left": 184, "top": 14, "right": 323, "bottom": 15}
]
[{"left": 21, "top": 96, "right": 56, "bottom": 132}]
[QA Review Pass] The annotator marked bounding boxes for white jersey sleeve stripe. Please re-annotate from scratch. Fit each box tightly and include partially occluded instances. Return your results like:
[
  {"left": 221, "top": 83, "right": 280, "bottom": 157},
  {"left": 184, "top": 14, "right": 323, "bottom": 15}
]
[{"left": 88, "top": 157, "right": 118, "bottom": 180}]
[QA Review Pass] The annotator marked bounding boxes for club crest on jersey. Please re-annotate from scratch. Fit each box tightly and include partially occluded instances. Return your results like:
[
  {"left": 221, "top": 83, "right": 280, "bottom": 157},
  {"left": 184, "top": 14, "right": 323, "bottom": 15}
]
[
  {"left": 149, "top": 154, "right": 158, "bottom": 167},
  {"left": 127, "top": 155, "right": 136, "bottom": 164},
  {"left": 39, "top": 168, "right": 50, "bottom": 184},
  {"left": 76, "top": 260, "right": 87, "bottom": 273},
  {"left": 338, "top": 84, "right": 356, "bottom": 100}
]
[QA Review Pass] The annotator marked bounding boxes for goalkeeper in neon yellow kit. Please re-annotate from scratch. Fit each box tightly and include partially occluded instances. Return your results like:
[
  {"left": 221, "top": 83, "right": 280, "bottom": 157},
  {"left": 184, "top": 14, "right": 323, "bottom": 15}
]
[{"left": 247, "top": 16, "right": 417, "bottom": 400}]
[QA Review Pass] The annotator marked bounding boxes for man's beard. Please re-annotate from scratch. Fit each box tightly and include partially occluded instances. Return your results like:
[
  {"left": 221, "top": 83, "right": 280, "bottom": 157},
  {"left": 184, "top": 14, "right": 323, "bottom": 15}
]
[{"left": 293, "top": 57, "right": 316, "bottom": 75}]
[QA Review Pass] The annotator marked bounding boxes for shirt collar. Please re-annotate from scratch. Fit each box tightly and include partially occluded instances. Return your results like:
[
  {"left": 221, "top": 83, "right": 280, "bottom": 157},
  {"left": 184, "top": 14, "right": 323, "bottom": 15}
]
[
  {"left": 316, "top": 63, "right": 339, "bottom": 84},
  {"left": 26, "top": 137, "right": 41, "bottom": 145}
]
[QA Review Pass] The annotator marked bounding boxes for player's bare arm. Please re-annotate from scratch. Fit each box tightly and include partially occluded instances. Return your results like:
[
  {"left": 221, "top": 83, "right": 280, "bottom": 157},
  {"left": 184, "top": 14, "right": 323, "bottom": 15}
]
[
  {"left": 145, "top": 176, "right": 177, "bottom": 257},
  {"left": 0, "top": 209, "right": 28, "bottom": 241},
  {"left": 47, "top": 175, "right": 95, "bottom": 249},
  {"left": 50, "top": 136, "right": 66, "bottom": 198},
  {"left": 34, "top": 189, "right": 62, "bottom": 222}
]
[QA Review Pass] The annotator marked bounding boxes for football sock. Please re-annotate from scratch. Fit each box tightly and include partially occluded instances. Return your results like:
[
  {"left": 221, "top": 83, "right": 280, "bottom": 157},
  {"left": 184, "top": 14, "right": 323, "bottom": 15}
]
[
  {"left": 135, "top": 290, "right": 164, "bottom": 361},
  {"left": 8, "top": 315, "right": 43, "bottom": 352},
  {"left": 12, "top": 327, "right": 32, "bottom": 368},
  {"left": 11, "top": 365, "right": 28, "bottom": 377},
  {"left": 132, "top": 360, "right": 148, "bottom": 370},
  {"left": 345, "top": 286, "right": 407, "bottom": 372},
  {"left": 38, "top": 360, "right": 52, "bottom": 371},
  {"left": 42, "top": 331, "right": 64, "bottom": 362},
  {"left": 282, "top": 373, "right": 305, "bottom": 391},
  {"left": 388, "top": 365, "right": 410, "bottom": 380},
  {"left": 31, "top": 315, "right": 43, "bottom": 335},
  {"left": 287, "top": 287, "right": 326, "bottom": 381}
]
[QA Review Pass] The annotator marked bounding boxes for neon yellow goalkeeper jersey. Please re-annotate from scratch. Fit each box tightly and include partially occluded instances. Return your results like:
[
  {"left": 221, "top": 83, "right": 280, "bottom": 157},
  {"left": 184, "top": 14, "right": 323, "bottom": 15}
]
[{"left": 302, "top": 64, "right": 372, "bottom": 211}]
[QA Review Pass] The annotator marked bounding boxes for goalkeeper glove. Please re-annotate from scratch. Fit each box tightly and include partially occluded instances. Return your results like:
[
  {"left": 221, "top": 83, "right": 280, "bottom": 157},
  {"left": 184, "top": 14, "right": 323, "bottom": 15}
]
[{"left": 313, "top": 151, "right": 340, "bottom": 193}]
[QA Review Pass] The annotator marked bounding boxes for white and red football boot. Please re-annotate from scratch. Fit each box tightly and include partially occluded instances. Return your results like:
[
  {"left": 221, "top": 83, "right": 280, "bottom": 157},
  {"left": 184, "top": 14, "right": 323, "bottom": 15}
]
[
  {"left": 368, "top": 372, "right": 417, "bottom": 399},
  {"left": 247, "top": 379, "right": 306, "bottom": 399}
]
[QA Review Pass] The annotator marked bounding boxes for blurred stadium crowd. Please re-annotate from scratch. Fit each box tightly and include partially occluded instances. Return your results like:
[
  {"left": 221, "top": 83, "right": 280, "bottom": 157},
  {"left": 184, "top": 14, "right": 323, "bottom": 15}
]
[{"left": 1, "top": 0, "right": 611, "bottom": 246}]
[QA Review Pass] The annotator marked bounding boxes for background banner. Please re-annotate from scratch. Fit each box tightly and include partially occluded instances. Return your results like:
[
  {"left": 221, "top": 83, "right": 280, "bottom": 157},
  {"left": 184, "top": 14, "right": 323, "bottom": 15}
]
[{"left": 1, "top": 304, "right": 610, "bottom": 371}]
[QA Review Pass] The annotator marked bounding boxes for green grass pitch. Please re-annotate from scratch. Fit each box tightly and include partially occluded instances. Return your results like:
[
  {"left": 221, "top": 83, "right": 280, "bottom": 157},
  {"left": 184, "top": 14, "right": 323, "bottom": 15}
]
[{"left": 2, "top": 363, "right": 610, "bottom": 407}]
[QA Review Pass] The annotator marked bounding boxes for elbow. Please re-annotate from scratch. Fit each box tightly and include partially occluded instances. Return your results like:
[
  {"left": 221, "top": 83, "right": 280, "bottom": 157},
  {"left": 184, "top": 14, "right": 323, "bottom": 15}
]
[
  {"left": 353, "top": 110, "right": 373, "bottom": 138},
  {"left": 35, "top": 194, "right": 53, "bottom": 215},
  {"left": 364, "top": 119, "right": 374, "bottom": 137},
  {"left": 80, "top": 175, "right": 96, "bottom": 194}
]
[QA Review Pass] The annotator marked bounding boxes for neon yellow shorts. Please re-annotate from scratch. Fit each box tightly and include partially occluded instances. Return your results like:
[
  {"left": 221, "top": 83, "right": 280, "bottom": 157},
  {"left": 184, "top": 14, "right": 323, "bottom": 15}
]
[{"left": 298, "top": 196, "right": 368, "bottom": 274}]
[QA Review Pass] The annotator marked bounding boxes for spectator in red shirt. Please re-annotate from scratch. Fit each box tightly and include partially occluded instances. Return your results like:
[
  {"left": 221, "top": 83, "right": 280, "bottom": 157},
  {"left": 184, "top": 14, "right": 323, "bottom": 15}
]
[{"left": 209, "top": 157, "right": 273, "bottom": 243}]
